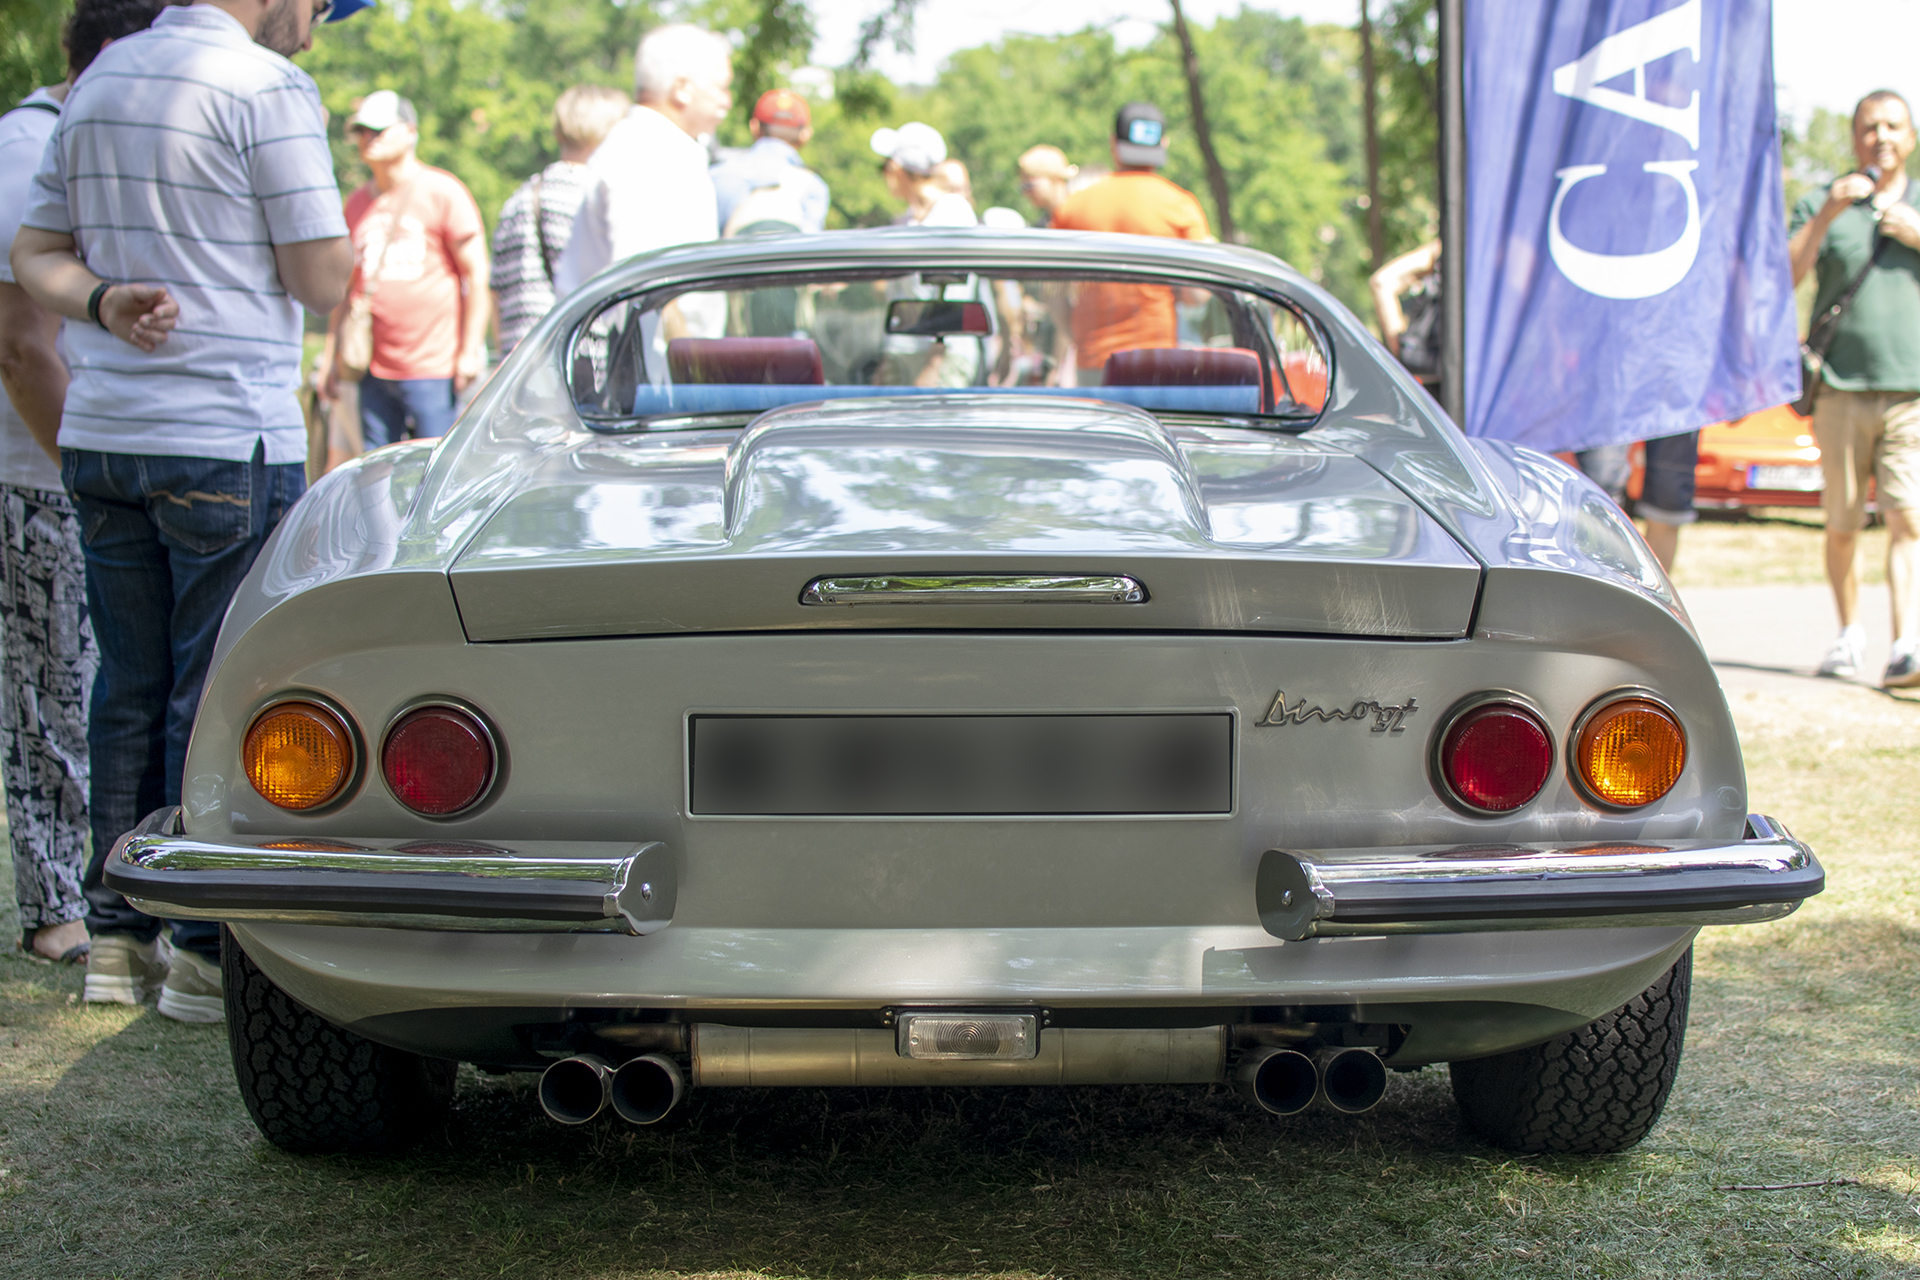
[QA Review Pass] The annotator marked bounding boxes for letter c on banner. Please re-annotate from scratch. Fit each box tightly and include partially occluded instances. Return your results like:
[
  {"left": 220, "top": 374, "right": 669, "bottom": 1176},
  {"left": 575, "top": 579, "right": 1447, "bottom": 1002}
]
[{"left": 1548, "top": 161, "right": 1702, "bottom": 299}]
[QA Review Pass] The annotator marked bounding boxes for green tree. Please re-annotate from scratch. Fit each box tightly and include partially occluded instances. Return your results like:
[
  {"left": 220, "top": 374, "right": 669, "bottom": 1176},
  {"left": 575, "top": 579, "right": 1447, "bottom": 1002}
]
[
  {"left": 914, "top": 11, "right": 1364, "bottom": 306},
  {"left": 1372, "top": 0, "right": 1439, "bottom": 259},
  {"left": 0, "top": 0, "right": 68, "bottom": 107},
  {"left": 302, "top": 0, "right": 656, "bottom": 226}
]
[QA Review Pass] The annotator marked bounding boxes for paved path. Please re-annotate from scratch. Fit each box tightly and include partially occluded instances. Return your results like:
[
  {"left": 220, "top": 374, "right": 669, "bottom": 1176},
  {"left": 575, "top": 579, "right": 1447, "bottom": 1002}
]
[{"left": 1683, "top": 582, "right": 1891, "bottom": 694}]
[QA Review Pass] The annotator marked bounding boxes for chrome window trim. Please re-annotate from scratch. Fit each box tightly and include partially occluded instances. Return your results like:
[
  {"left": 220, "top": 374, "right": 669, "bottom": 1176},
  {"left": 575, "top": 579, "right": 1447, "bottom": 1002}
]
[
  {"left": 379, "top": 696, "right": 505, "bottom": 820},
  {"left": 1567, "top": 687, "right": 1687, "bottom": 812},
  {"left": 800, "top": 574, "right": 1149, "bottom": 606},
  {"left": 241, "top": 691, "right": 364, "bottom": 815},
  {"left": 562, "top": 264, "right": 1333, "bottom": 431},
  {"left": 1426, "top": 689, "right": 1556, "bottom": 818}
]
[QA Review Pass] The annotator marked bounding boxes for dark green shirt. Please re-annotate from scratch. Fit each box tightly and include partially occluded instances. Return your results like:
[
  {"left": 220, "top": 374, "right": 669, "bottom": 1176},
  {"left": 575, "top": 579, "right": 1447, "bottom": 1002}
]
[{"left": 1791, "top": 183, "right": 1920, "bottom": 391}]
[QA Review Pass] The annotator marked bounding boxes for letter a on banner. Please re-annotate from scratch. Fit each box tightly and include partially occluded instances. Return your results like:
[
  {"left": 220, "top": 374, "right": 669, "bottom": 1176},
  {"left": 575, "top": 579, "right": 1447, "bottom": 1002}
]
[
  {"left": 1550, "top": 0, "right": 1700, "bottom": 147},
  {"left": 1461, "top": 0, "right": 1800, "bottom": 453}
]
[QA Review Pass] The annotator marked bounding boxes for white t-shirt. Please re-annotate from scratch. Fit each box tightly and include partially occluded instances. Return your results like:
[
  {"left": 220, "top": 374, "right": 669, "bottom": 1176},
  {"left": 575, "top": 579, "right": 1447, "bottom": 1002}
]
[
  {"left": 915, "top": 193, "right": 979, "bottom": 228},
  {"left": 20, "top": 5, "right": 346, "bottom": 464},
  {"left": 552, "top": 105, "right": 717, "bottom": 296},
  {"left": 0, "top": 88, "right": 65, "bottom": 492}
]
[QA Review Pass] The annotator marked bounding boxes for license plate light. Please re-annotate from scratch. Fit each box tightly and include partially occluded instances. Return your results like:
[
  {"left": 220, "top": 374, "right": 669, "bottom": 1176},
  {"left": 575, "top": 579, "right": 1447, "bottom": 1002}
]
[{"left": 897, "top": 1012, "right": 1039, "bottom": 1061}]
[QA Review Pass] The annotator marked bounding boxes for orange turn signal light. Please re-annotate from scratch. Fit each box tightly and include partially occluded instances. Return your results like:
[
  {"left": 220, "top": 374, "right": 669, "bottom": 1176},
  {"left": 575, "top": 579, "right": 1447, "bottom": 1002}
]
[
  {"left": 1573, "top": 697, "right": 1685, "bottom": 808},
  {"left": 243, "top": 701, "right": 353, "bottom": 810}
]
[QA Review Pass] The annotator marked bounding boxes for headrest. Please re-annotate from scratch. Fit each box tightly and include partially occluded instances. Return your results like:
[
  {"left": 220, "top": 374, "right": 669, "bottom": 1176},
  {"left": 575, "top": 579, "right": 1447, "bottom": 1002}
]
[
  {"left": 667, "top": 337, "right": 824, "bottom": 386},
  {"left": 1102, "top": 346, "right": 1263, "bottom": 387},
  {"left": 1279, "top": 350, "right": 1328, "bottom": 411}
]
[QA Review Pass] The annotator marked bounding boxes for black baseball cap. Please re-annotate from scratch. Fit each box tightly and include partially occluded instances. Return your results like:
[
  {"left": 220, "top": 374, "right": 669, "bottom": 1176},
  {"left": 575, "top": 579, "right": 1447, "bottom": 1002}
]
[{"left": 1114, "top": 102, "right": 1167, "bottom": 168}]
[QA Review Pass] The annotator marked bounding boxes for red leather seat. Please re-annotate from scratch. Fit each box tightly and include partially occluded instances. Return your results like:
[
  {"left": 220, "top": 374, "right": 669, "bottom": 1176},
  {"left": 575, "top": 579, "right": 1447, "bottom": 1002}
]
[
  {"left": 667, "top": 337, "right": 824, "bottom": 385},
  {"left": 1102, "top": 347, "right": 1263, "bottom": 387}
]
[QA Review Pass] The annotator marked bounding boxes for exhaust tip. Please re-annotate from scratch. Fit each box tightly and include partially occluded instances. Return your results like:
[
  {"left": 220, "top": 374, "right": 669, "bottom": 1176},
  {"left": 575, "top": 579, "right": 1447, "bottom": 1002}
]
[
  {"left": 1317, "top": 1046, "right": 1388, "bottom": 1115},
  {"left": 609, "top": 1053, "right": 685, "bottom": 1126},
  {"left": 1234, "top": 1047, "right": 1319, "bottom": 1116},
  {"left": 539, "top": 1054, "right": 612, "bottom": 1125}
]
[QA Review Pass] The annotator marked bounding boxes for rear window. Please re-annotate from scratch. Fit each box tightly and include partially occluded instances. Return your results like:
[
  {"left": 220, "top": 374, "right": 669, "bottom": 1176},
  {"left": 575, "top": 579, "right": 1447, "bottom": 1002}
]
[{"left": 568, "top": 269, "right": 1329, "bottom": 428}]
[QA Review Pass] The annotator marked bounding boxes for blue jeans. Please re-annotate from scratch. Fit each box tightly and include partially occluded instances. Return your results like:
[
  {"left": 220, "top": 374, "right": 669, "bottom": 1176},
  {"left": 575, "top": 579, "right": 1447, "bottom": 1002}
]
[
  {"left": 65, "top": 444, "right": 305, "bottom": 961},
  {"left": 360, "top": 375, "right": 455, "bottom": 448}
]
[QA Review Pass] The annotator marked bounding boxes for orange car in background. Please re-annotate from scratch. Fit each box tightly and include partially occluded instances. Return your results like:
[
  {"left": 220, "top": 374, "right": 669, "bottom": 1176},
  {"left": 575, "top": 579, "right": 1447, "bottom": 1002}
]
[{"left": 1691, "top": 403, "right": 1823, "bottom": 509}]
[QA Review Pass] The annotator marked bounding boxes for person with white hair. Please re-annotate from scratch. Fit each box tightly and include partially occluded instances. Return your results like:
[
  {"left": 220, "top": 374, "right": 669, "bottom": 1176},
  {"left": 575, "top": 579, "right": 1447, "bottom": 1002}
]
[
  {"left": 491, "top": 84, "right": 632, "bottom": 352},
  {"left": 552, "top": 23, "right": 733, "bottom": 294}
]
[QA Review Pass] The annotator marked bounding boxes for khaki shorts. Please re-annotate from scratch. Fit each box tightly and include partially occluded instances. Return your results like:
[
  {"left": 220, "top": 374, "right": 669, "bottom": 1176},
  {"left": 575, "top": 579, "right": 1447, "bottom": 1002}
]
[{"left": 1813, "top": 388, "right": 1920, "bottom": 532}]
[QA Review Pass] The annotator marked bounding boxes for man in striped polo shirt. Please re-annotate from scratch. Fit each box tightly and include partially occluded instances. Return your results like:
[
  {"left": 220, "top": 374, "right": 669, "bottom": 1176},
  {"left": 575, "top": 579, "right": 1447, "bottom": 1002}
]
[{"left": 10, "top": 0, "right": 366, "bottom": 1021}]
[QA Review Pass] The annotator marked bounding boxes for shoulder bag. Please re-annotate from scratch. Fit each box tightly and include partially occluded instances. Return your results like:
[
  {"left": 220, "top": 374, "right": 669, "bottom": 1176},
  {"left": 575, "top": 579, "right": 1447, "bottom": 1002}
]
[
  {"left": 1793, "top": 189, "right": 1916, "bottom": 416},
  {"left": 337, "top": 180, "right": 419, "bottom": 380}
]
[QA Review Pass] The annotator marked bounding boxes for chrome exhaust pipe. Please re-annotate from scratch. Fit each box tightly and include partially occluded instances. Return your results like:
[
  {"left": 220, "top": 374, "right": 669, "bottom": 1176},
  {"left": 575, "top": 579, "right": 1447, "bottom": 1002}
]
[
  {"left": 1316, "top": 1046, "right": 1387, "bottom": 1115},
  {"left": 538, "top": 1054, "right": 612, "bottom": 1125},
  {"left": 609, "top": 1053, "right": 685, "bottom": 1126},
  {"left": 1233, "top": 1046, "right": 1319, "bottom": 1116}
]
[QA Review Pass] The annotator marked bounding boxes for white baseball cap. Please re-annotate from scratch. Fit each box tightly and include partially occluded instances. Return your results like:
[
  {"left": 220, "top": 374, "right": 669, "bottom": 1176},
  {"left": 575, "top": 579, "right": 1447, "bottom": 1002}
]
[
  {"left": 347, "top": 89, "right": 418, "bottom": 133},
  {"left": 870, "top": 122, "right": 946, "bottom": 177}
]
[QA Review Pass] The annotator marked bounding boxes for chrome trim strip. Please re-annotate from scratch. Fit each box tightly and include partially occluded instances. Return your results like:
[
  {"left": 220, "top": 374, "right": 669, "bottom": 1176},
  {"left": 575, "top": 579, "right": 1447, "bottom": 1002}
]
[
  {"left": 800, "top": 574, "right": 1148, "bottom": 606},
  {"left": 102, "top": 807, "right": 671, "bottom": 935},
  {"left": 1255, "top": 814, "right": 1822, "bottom": 940}
]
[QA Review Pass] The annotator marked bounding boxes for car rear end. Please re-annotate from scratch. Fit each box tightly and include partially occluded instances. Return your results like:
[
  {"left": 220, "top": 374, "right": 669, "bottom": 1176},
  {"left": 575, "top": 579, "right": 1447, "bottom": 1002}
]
[{"left": 108, "top": 235, "right": 1820, "bottom": 1152}]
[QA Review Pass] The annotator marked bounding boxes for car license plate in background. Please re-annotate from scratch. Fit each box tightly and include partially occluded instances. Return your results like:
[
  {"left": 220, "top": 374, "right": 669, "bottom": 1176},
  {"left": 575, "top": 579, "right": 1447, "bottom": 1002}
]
[
  {"left": 1747, "top": 464, "right": 1822, "bottom": 492},
  {"left": 690, "top": 714, "right": 1232, "bottom": 815}
]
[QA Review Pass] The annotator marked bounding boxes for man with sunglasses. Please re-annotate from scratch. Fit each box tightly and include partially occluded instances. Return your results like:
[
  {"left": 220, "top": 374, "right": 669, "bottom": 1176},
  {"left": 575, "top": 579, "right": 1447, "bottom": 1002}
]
[
  {"left": 9, "top": 0, "right": 366, "bottom": 1021},
  {"left": 321, "top": 89, "right": 488, "bottom": 448}
]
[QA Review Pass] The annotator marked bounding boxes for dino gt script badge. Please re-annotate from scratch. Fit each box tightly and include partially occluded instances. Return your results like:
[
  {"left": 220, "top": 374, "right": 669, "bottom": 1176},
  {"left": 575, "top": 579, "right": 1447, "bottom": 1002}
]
[{"left": 1256, "top": 690, "right": 1418, "bottom": 734}]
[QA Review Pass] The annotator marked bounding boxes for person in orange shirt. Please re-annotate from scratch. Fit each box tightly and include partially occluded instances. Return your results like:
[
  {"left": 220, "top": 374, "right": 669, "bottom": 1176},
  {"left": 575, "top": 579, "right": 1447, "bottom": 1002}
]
[{"left": 1050, "top": 102, "right": 1214, "bottom": 384}]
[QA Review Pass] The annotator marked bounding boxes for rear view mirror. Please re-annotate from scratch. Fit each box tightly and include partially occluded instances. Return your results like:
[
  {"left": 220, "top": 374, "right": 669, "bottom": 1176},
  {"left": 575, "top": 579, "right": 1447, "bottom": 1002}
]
[{"left": 885, "top": 299, "right": 993, "bottom": 338}]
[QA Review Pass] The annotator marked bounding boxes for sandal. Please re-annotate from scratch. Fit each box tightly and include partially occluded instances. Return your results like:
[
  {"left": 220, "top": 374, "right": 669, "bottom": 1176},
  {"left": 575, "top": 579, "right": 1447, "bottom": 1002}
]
[{"left": 18, "top": 927, "right": 90, "bottom": 966}]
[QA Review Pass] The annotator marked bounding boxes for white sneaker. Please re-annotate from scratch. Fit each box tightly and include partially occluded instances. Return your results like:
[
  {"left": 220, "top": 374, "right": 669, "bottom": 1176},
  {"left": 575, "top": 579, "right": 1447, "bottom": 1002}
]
[
  {"left": 83, "top": 933, "right": 171, "bottom": 1005},
  {"left": 156, "top": 946, "right": 224, "bottom": 1024},
  {"left": 1816, "top": 631, "right": 1864, "bottom": 679}
]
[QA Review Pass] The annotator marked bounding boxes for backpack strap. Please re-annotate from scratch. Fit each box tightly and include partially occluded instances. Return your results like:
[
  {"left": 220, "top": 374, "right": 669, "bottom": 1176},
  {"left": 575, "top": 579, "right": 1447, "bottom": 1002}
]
[{"left": 532, "top": 172, "right": 555, "bottom": 285}]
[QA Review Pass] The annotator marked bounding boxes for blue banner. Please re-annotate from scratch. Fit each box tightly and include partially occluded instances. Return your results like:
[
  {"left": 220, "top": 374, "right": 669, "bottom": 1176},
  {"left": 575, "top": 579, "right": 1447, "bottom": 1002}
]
[{"left": 1464, "top": 0, "right": 1799, "bottom": 450}]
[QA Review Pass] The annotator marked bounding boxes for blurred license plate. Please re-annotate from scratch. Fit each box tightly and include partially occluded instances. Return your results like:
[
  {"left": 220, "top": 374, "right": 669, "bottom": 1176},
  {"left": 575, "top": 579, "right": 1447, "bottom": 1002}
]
[
  {"left": 689, "top": 714, "right": 1232, "bottom": 815},
  {"left": 1747, "top": 464, "right": 1822, "bottom": 492}
]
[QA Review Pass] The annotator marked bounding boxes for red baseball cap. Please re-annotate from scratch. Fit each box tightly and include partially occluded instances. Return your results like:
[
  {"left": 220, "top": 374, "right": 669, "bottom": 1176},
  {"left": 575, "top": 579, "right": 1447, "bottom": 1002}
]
[{"left": 753, "top": 89, "right": 810, "bottom": 129}]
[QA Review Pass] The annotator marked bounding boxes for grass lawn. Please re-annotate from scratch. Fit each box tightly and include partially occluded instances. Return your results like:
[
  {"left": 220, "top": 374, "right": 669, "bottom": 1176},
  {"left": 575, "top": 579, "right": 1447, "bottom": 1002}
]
[
  {"left": 1669, "top": 508, "right": 1886, "bottom": 591},
  {"left": 2, "top": 520, "right": 1916, "bottom": 1279},
  {"left": 1668, "top": 508, "right": 1885, "bottom": 591}
]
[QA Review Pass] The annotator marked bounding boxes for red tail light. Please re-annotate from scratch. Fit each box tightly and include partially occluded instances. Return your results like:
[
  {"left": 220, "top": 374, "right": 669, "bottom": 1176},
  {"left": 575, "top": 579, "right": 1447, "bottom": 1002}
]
[
  {"left": 1437, "top": 702, "right": 1553, "bottom": 814},
  {"left": 382, "top": 704, "right": 496, "bottom": 816}
]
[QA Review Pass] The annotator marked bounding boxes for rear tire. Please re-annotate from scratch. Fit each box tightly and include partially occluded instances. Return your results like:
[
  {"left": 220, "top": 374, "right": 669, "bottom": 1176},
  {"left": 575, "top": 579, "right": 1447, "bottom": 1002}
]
[
  {"left": 221, "top": 927, "right": 455, "bottom": 1153},
  {"left": 1449, "top": 947, "right": 1691, "bottom": 1154}
]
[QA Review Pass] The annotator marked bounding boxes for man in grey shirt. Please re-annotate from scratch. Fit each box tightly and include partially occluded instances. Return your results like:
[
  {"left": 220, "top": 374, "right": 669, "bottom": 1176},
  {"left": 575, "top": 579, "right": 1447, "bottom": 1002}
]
[{"left": 11, "top": 0, "right": 362, "bottom": 1020}]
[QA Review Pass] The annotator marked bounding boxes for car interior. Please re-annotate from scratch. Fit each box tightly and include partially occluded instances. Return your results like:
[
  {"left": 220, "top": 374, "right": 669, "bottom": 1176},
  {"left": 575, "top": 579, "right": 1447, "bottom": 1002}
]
[{"left": 568, "top": 270, "right": 1330, "bottom": 427}]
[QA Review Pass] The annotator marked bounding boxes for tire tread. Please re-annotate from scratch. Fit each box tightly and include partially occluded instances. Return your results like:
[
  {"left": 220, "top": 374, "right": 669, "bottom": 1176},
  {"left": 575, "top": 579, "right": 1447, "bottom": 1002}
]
[
  {"left": 221, "top": 928, "right": 455, "bottom": 1154},
  {"left": 1450, "top": 948, "right": 1691, "bottom": 1155}
]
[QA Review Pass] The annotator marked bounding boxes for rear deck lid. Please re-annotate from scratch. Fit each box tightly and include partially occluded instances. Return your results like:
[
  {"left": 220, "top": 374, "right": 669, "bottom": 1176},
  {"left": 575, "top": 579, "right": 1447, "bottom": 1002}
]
[{"left": 448, "top": 397, "right": 1481, "bottom": 640}]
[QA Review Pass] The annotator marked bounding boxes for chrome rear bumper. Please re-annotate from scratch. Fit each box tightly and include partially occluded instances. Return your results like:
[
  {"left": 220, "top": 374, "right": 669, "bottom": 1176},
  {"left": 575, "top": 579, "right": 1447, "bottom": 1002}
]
[
  {"left": 103, "top": 807, "right": 672, "bottom": 934},
  {"left": 1256, "top": 814, "right": 1821, "bottom": 939},
  {"left": 107, "top": 808, "right": 1818, "bottom": 941}
]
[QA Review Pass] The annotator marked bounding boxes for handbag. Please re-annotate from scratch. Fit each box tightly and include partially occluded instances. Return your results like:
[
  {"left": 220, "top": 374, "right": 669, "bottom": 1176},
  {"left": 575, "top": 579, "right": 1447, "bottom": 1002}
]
[{"left": 336, "top": 180, "right": 419, "bottom": 380}]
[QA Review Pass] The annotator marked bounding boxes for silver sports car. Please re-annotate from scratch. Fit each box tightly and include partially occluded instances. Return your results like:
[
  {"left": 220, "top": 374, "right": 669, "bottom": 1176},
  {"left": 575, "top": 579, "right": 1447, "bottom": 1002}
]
[{"left": 108, "top": 229, "right": 1820, "bottom": 1155}]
